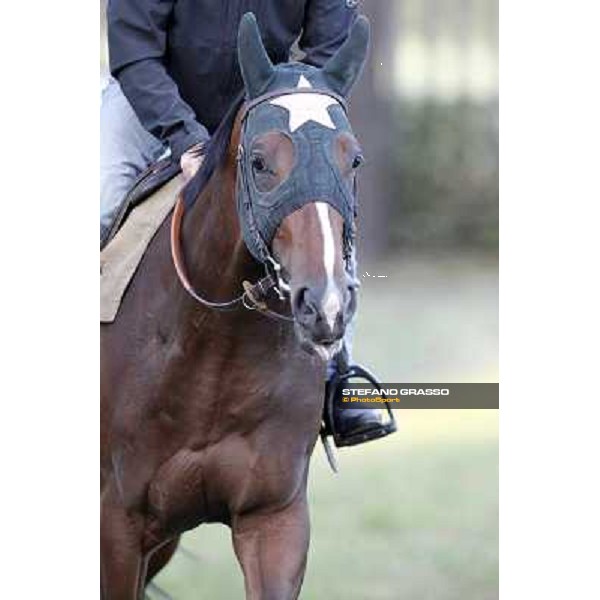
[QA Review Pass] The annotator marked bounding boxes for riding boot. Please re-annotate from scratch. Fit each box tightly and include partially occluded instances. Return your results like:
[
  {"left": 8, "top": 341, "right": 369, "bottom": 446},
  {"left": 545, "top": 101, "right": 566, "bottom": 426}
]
[{"left": 322, "top": 350, "right": 397, "bottom": 447}]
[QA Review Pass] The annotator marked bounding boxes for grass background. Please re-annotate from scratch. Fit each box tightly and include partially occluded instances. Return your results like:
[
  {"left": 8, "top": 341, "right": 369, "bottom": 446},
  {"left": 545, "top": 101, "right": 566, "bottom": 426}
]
[{"left": 151, "top": 254, "right": 499, "bottom": 599}]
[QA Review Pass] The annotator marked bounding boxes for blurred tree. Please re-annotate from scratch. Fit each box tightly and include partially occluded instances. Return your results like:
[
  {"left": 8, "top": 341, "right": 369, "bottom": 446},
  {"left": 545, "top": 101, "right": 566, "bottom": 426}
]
[
  {"left": 389, "top": 0, "right": 498, "bottom": 251},
  {"left": 349, "top": 0, "right": 396, "bottom": 261}
]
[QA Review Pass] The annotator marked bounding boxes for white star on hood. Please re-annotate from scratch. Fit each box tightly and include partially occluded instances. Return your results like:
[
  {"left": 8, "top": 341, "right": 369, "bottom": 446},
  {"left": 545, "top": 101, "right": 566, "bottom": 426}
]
[{"left": 270, "top": 76, "right": 338, "bottom": 133}]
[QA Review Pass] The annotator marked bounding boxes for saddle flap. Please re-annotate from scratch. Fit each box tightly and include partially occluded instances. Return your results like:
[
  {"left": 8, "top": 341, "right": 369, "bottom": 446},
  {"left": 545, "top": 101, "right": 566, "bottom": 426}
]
[{"left": 100, "top": 173, "right": 185, "bottom": 323}]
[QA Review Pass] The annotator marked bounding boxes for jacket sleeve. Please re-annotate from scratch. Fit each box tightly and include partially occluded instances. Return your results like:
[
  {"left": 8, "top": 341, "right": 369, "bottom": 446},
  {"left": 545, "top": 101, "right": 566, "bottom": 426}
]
[
  {"left": 107, "top": 0, "right": 210, "bottom": 160},
  {"left": 299, "top": 0, "right": 358, "bottom": 67}
]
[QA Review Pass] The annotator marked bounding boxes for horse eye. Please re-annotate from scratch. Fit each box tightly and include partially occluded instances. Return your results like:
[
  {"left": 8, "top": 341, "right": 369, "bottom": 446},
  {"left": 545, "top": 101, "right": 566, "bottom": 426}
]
[
  {"left": 352, "top": 154, "right": 365, "bottom": 170},
  {"left": 251, "top": 155, "right": 266, "bottom": 172}
]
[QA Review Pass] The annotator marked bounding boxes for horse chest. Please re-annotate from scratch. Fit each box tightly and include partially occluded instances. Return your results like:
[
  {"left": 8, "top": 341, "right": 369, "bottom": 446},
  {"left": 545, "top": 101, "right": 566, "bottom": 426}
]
[
  {"left": 145, "top": 428, "right": 313, "bottom": 538},
  {"left": 114, "top": 317, "right": 324, "bottom": 540}
]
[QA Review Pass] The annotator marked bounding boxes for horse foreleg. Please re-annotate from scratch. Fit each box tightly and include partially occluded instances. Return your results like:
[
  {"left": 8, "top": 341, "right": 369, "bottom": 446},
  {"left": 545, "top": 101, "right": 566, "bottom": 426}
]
[
  {"left": 101, "top": 496, "right": 147, "bottom": 600},
  {"left": 231, "top": 494, "right": 310, "bottom": 600},
  {"left": 145, "top": 537, "right": 179, "bottom": 584}
]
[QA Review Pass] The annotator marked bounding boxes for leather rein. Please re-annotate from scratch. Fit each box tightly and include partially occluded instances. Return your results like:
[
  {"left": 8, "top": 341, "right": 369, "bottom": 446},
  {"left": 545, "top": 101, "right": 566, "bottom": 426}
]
[
  {"left": 169, "top": 87, "right": 348, "bottom": 323},
  {"left": 170, "top": 193, "right": 293, "bottom": 322}
]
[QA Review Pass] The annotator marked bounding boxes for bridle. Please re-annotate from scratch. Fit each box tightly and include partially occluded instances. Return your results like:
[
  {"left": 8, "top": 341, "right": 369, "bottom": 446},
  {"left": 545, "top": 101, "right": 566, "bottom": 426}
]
[{"left": 170, "top": 87, "right": 352, "bottom": 323}]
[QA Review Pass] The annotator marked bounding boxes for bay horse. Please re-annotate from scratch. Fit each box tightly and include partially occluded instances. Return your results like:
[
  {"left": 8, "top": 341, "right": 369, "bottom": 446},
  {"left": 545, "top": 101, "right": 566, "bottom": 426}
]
[{"left": 101, "top": 13, "right": 370, "bottom": 600}]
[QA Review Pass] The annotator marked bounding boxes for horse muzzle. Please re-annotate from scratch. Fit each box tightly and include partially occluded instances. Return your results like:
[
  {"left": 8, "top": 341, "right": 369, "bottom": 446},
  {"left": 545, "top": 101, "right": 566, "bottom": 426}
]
[{"left": 292, "top": 281, "right": 356, "bottom": 361}]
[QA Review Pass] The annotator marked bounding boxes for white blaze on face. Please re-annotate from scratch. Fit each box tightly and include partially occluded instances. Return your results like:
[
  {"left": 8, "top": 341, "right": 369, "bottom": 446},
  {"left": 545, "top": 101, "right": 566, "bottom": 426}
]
[
  {"left": 269, "top": 76, "right": 339, "bottom": 133},
  {"left": 315, "top": 202, "right": 342, "bottom": 330}
]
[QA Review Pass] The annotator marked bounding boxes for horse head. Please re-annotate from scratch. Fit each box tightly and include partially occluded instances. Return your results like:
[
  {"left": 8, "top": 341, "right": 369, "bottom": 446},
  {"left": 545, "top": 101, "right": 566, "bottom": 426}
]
[{"left": 236, "top": 12, "right": 370, "bottom": 361}]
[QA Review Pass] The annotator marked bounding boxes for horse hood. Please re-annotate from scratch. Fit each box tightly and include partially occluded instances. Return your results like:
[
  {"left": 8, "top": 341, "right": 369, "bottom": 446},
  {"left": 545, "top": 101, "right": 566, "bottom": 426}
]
[{"left": 235, "top": 12, "right": 370, "bottom": 262}]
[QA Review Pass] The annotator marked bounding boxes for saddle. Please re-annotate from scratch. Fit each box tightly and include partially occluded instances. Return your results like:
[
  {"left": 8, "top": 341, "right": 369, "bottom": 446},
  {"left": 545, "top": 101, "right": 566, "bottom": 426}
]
[{"left": 100, "top": 160, "right": 183, "bottom": 323}]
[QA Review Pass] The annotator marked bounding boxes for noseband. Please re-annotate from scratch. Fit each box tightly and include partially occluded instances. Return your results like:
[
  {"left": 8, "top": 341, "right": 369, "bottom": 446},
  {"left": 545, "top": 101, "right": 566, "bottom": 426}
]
[{"left": 170, "top": 87, "right": 355, "bottom": 323}]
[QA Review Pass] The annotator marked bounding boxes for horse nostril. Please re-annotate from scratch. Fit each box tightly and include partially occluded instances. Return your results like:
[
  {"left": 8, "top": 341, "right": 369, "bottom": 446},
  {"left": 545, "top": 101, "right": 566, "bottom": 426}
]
[
  {"left": 346, "top": 284, "right": 357, "bottom": 314},
  {"left": 294, "top": 287, "right": 327, "bottom": 331},
  {"left": 294, "top": 288, "right": 314, "bottom": 317}
]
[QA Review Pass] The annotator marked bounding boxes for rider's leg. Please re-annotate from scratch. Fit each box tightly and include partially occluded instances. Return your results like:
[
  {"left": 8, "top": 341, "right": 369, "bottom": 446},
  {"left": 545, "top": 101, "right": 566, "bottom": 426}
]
[
  {"left": 326, "top": 249, "right": 357, "bottom": 381},
  {"left": 100, "top": 78, "right": 168, "bottom": 243},
  {"left": 325, "top": 250, "right": 393, "bottom": 444}
]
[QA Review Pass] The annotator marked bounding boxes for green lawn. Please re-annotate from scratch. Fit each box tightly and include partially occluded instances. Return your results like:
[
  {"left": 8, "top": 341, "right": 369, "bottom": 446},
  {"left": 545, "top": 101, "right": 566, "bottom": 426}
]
[{"left": 152, "top": 255, "right": 499, "bottom": 599}]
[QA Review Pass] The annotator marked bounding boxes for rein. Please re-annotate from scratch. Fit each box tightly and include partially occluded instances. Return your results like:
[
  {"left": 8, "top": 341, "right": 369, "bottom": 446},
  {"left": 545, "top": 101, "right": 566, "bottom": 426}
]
[{"left": 170, "top": 193, "right": 294, "bottom": 322}]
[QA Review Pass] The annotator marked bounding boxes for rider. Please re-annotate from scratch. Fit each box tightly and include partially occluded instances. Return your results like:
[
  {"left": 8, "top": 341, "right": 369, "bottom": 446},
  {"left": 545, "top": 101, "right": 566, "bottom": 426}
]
[{"left": 101, "top": 0, "right": 393, "bottom": 447}]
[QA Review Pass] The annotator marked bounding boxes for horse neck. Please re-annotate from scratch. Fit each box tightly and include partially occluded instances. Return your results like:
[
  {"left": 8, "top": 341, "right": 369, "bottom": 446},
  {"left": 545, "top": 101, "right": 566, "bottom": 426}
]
[{"left": 178, "top": 158, "right": 262, "bottom": 314}]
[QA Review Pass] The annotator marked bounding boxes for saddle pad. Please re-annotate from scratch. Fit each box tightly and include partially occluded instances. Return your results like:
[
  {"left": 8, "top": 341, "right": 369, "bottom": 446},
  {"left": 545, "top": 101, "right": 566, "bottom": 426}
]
[{"left": 100, "top": 174, "right": 184, "bottom": 323}]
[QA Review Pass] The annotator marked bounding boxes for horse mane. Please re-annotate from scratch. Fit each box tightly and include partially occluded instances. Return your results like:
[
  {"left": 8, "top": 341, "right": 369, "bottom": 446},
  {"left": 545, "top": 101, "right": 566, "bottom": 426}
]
[{"left": 182, "top": 92, "right": 246, "bottom": 208}]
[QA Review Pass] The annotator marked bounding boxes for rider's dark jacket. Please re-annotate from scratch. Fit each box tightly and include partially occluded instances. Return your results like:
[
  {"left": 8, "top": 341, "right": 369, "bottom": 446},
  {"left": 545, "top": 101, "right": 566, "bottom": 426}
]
[{"left": 107, "top": 0, "right": 358, "bottom": 159}]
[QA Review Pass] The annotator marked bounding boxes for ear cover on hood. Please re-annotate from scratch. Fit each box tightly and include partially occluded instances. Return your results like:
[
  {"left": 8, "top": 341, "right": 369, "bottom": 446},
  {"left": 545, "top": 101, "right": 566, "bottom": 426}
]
[
  {"left": 322, "top": 16, "right": 371, "bottom": 97},
  {"left": 237, "top": 12, "right": 276, "bottom": 99},
  {"left": 237, "top": 12, "right": 371, "bottom": 100}
]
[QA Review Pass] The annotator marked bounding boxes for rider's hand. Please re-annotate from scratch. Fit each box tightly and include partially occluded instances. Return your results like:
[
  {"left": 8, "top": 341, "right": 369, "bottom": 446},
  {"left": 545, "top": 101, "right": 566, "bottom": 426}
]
[{"left": 180, "top": 142, "right": 206, "bottom": 182}]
